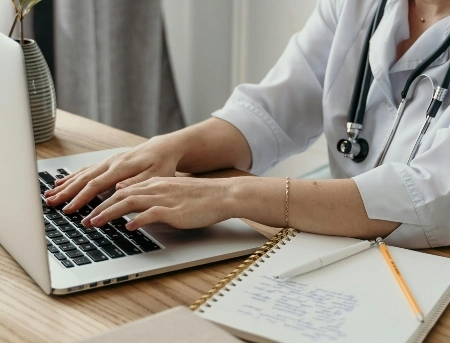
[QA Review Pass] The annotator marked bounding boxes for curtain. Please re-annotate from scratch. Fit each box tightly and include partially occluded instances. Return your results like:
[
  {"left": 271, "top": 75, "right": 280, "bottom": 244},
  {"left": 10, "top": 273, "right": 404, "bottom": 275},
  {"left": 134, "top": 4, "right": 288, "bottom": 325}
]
[{"left": 43, "top": 0, "right": 184, "bottom": 138}]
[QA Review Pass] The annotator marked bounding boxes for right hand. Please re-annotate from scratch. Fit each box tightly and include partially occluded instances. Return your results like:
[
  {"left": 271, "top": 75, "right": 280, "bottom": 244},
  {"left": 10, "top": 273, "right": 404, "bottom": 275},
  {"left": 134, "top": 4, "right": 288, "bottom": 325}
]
[{"left": 44, "top": 136, "right": 182, "bottom": 213}]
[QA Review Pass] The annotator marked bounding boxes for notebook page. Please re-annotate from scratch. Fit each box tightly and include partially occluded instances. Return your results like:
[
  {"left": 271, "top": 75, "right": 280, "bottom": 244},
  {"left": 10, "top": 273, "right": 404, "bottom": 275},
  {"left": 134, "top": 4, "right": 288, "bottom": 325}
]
[{"left": 197, "top": 232, "right": 450, "bottom": 343}]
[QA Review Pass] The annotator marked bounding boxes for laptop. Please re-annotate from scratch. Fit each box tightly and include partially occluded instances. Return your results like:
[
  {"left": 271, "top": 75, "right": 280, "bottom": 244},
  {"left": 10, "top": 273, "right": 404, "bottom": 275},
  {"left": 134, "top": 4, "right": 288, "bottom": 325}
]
[{"left": 0, "top": 33, "right": 267, "bottom": 295}]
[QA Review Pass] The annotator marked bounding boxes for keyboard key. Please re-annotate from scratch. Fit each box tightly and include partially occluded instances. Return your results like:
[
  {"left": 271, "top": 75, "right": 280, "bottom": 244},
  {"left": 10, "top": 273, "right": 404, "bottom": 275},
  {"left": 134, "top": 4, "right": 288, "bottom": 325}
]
[
  {"left": 88, "top": 197, "right": 102, "bottom": 209},
  {"left": 114, "top": 239, "right": 142, "bottom": 255},
  {"left": 59, "top": 243, "right": 77, "bottom": 252},
  {"left": 72, "top": 222, "right": 85, "bottom": 228},
  {"left": 66, "top": 230, "right": 82, "bottom": 239},
  {"left": 86, "top": 250, "right": 108, "bottom": 262},
  {"left": 86, "top": 232, "right": 104, "bottom": 240},
  {"left": 94, "top": 238, "right": 112, "bottom": 247},
  {"left": 46, "top": 213, "right": 62, "bottom": 220},
  {"left": 47, "top": 245, "right": 59, "bottom": 253},
  {"left": 138, "top": 241, "right": 161, "bottom": 252},
  {"left": 46, "top": 231, "right": 62, "bottom": 239},
  {"left": 106, "top": 232, "right": 124, "bottom": 241},
  {"left": 79, "top": 243, "right": 97, "bottom": 252},
  {"left": 56, "top": 168, "right": 68, "bottom": 175},
  {"left": 44, "top": 218, "right": 50, "bottom": 225},
  {"left": 78, "top": 206, "right": 92, "bottom": 216},
  {"left": 61, "top": 260, "right": 74, "bottom": 268},
  {"left": 113, "top": 223, "right": 128, "bottom": 232},
  {"left": 98, "top": 224, "right": 116, "bottom": 234},
  {"left": 66, "top": 250, "right": 83, "bottom": 259},
  {"left": 54, "top": 253, "right": 67, "bottom": 260},
  {"left": 45, "top": 224, "right": 56, "bottom": 232},
  {"left": 102, "top": 245, "right": 125, "bottom": 259},
  {"left": 39, "top": 171, "right": 56, "bottom": 185},
  {"left": 59, "top": 224, "right": 75, "bottom": 232},
  {"left": 53, "top": 218, "right": 69, "bottom": 226},
  {"left": 42, "top": 206, "right": 56, "bottom": 215},
  {"left": 122, "top": 230, "right": 144, "bottom": 240},
  {"left": 55, "top": 174, "right": 65, "bottom": 179},
  {"left": 73, "top": 237, "right": 90, "bottom": 245},
  {"left": 65, "top": 213, "right": 83, "bottom": 222},
  {"left": 52, "top": 237, "right": 69, "bottom": 245},
  {"left": 110, "top": 218, "right": 128, "bottom": 225},
  {"left": 73, "top": 257, "right": 92, "bottom": 266},
  {"left": 46, "top": 239, "right": 52, "bottom": 246},
  {"left": 80, "top": 227, "right": 97, "bottom": 234}
]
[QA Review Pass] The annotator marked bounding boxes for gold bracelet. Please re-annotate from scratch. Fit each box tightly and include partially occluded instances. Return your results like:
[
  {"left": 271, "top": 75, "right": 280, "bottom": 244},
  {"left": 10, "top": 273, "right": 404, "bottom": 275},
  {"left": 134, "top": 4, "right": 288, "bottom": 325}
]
[{"left": 285, "top": 177, "right": 290, "bottom": 228}]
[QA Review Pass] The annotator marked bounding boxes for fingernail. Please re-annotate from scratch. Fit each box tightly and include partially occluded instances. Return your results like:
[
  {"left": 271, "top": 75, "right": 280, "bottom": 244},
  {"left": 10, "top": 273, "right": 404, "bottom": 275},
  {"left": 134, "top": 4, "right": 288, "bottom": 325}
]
[
  {"left": 63, "top": 202, "right": 73, "bottom": 211},
  {"left": 82, "top": 214, "right": 93, "bottom": 226},
  {"left": 91, "top": 215, "right": 102, "bottom": 226},
  {"left": 44, "top": 190, "right": 54, "bottom": 197},
  {"left": 46, "top": 195, "right": 57, "bottom": 203},
  {"left": 126, "top": 220, "right": 136, "bottom": 231}
]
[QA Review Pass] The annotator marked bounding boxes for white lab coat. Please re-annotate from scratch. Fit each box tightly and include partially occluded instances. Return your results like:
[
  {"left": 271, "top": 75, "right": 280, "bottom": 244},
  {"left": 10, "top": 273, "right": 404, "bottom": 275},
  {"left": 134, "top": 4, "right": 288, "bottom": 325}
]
[{"left": 213, "top": 0, "right": 450, "bottom": 249}]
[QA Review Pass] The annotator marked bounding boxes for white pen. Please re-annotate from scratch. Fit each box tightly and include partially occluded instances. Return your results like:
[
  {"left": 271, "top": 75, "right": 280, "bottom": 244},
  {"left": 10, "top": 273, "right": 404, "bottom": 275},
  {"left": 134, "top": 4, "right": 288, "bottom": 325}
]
[{"left": 275, "top": 240, "right": 372, "bottom": 279}]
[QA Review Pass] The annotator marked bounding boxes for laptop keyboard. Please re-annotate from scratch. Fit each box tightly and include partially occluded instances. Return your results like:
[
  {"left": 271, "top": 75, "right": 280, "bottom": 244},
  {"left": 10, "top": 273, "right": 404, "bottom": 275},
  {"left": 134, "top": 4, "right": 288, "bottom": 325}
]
[{"left": 39, "top": 169, "right": 161, "bottom": 268}]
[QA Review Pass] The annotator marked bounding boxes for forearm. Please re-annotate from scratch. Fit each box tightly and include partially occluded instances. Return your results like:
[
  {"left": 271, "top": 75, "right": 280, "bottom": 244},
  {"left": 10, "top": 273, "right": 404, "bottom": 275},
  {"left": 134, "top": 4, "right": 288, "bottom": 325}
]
[
  {"left": 155, "top": 117, "right": 252, "bottom": 173},
  {"left": 229, "top": 177, "right": 400, "bottom": 239}
]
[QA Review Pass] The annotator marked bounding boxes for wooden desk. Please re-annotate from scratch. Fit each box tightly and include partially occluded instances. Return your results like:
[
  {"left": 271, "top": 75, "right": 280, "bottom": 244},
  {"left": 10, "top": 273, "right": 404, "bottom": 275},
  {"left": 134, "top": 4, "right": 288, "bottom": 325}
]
[{"left": 0, "top": 109, "right": 449, "bottom": 342}]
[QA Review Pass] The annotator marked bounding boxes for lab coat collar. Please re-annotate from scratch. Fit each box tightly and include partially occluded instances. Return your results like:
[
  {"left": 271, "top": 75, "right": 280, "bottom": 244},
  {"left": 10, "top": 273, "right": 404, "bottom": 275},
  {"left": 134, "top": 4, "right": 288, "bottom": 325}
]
[{"left": 369, "top": 0, "right": 450, "bottom": 105}]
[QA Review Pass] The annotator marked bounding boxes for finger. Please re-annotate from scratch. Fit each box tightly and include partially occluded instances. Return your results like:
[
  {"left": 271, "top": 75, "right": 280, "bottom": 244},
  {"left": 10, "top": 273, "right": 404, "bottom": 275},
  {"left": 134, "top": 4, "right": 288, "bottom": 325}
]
[
  {"left": 61, "top": 169, "right": 127, "bottom": 213},
  {"left": 45, "top": 166, "right": 95, "bottom": 197},
  {"left": 87, "top": 195, "right": 154, "bottom": 228},
  {"left": 54, "top": 166, "right": 92, "bottom": 186},
  {"left": 45, "top": 164, "right": 109, "bottom": 206},
  {"left": 126, "top": 206, "right": 171, "bottom": 231},
  {"left": 116, "top": 170, "right": 156, "bottom": 190}
]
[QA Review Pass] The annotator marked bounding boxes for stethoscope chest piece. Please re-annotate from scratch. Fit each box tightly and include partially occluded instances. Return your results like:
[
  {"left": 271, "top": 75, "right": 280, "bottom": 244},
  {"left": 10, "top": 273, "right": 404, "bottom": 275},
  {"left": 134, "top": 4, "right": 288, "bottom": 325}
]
[{"left": 337, "top": 137, "right": 369, "bottom": 163}]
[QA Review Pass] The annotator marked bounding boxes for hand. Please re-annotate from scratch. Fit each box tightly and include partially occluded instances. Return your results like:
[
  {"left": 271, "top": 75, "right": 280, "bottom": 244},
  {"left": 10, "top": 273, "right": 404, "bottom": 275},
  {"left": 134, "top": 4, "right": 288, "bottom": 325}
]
[
  {"left": 81, "top": 177, "right": 234, "bottom": 230},
  {"left": 45, "top": 137, "right": 183, "bottom": 213}
]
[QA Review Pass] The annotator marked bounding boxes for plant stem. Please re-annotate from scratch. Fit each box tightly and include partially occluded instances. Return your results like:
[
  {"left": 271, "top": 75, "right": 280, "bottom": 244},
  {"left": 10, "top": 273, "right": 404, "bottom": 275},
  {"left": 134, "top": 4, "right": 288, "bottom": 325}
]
[
  {"left": 8, "top": 14, "right": 18, "bottom": 38},
  {"left": 20, "top": 13, "right": 24, "bottom": 46}
]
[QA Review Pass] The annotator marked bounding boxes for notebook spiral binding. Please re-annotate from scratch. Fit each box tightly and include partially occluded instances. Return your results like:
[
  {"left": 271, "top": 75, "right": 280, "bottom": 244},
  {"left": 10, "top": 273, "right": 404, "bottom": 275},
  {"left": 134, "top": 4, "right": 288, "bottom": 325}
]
[{"left": 190, "top": 227, "right": 298, "bottom": 312}]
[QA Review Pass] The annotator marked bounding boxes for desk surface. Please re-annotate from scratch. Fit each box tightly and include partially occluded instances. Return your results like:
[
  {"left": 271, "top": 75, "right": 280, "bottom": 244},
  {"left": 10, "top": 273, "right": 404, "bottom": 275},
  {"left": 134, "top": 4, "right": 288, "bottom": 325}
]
[{"left": 1, "top": 109, "right": 449, "bottom": 342}]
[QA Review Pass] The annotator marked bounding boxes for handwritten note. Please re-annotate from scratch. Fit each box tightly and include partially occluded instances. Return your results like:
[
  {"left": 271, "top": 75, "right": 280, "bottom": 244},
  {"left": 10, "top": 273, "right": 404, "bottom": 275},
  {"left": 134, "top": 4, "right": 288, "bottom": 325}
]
[{"left": 237, "top": 276, "right": 358, "bottom": 341}]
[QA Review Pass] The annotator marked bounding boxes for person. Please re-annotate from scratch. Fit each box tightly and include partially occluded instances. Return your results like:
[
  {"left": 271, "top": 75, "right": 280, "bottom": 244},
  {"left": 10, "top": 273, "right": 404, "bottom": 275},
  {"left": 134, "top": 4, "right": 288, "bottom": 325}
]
[{"left": 45, "top": 0, "right": 450, "bottom": 249}]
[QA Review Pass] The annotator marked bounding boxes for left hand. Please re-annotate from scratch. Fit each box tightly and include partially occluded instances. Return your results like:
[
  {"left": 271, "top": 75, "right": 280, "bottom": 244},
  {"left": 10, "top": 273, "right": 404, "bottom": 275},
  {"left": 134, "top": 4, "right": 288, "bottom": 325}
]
[{"left": 81, "top": 177, "right": 235, "bottom": 230}]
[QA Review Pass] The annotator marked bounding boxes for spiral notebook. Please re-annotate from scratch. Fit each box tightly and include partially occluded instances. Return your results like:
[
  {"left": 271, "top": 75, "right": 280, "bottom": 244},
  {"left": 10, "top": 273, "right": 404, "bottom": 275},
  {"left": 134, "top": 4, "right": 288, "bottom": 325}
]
[{"left": 191, "top": 229, "right": 450, "bottom": 343}]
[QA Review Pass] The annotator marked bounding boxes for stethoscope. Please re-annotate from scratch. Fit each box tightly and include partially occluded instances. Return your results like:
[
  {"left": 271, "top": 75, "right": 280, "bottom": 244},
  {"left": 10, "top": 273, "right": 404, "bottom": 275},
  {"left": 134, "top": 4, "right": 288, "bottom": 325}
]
[{"left": 337, "top": 0, "right": 450, "bottom": 166}]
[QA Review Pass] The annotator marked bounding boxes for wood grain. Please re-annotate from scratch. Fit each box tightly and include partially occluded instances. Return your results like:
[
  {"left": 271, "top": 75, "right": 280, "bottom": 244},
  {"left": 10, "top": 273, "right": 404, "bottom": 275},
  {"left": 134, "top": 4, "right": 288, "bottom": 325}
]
[{"left": 0, "top": 109, "right": 448, "bottom": 342}]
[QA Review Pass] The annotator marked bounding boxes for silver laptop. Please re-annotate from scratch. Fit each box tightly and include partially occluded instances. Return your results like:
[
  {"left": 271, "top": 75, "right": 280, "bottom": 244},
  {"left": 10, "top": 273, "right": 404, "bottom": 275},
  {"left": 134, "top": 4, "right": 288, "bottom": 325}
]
[{"left": 0, "top": 33, "right": 267, "bottom": 295}]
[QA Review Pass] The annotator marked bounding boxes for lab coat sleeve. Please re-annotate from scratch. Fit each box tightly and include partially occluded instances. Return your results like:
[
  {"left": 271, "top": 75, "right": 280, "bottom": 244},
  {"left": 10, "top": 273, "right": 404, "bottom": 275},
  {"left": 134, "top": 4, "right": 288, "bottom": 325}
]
[
  {"left": 353, "top": 127, "right": 450, "bottom": 249},
  {"left": 212, "top": 0, "right": 341, "bottom": 175}
]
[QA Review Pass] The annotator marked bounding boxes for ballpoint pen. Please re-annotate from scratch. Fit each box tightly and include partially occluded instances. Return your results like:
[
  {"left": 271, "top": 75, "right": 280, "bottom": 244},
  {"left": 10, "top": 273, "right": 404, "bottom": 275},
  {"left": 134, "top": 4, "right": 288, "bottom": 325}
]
[
  {"left": 376, "top": 237, "right": 424, "bottom": 323},
  {"left": 275, "top": 240, "right": 372, "bottom": 279}
]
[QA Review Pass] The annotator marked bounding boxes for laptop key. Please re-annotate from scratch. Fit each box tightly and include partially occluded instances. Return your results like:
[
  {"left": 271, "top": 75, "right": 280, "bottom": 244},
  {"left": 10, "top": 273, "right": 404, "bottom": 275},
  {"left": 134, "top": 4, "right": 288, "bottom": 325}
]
[
  {"left": 45, "top": 224, "right": 56, "bottom": 232},
  {"left": 80, "top": 227, "right": 96, "bottom": 234},
  {"left": 47, "top": 245, "right": 59, "bottom": 253},
  {"left": 66, "top": 250, "right": 83, "bottom": 259},
  {"left": 54, "top": 253, "right": 66, "bottom": 260},
  {"left": 79, "top": 243, "right": 97, "bottom": 252},
  {"left": 55, "top": 174, "right": 65, "bottom": 179},
  {"left": 94, "top": 238, "right": 112, "bottom": 247},
  {"left": 78, "top": 206, "right": 92, "bottom": 216},
  {"left": 39, "top": 171, "right": 56, "bottom": 185},
  {"left": 66, "top": 230, "right": 82, "bottom": 239},
  {"left": 59, "top": 224, "right": 75, "bottom": 232},
  {"left": 106, "top": 232, "right": 124, "bottom": 241},
  {"left": 73, "top": 257, "right": 92, "bottom": 266},
  {"left": 86, "top": 250, "right": 108, "bottom": 262},
  {"left": 65, "top": 213, "right": 83, "bottom": 222},
  {"left": 86, "top": 232, "right": 104, "bottom": 240},
  {"left": 114, "top": 239, "right": 142, "bottom": 255},
  {"left": 46, "top": 213, "right": 62, "bottom": 220},
  {"left": 61, "top": 260, "right": 74, "bottom": 268},
  {"left": 46, "top": 239, "right": 52, "bottom": 246},
  {"left": 46, "top": 231, "right": 62, "bottom": 239},
  {"left": 110, "top": 218, "right": 128, "bottom": 225},
  {"left": 73, "top": 237, "right": 90, "bottom": 245},
  {"left": 102, "top": 245, "right": 125, "bottom": 258},
  {"left": 88, "top": 197, "right": 102, "bottom": 209},
  {"left": 56, "top": 168, "right": 68, "bottom": 175},
  {"left": 53, "top": 218, "right": 70, "bottom": 226},
  {"left": 59, "top": 243, "right": 77, "bottom": 252},
  {"left": 42, "top": 206, "right": 56, "bottom": 215},
  {"left": 98, "top": 224, "right": 116, "bottom": 234},
  {"left": 53, "top": 237, "right": 69, "bottom": 245}
]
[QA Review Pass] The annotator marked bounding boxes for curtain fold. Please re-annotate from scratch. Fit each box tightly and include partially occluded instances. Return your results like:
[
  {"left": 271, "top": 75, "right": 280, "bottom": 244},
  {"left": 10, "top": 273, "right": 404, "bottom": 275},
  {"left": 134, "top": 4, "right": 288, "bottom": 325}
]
[{"left": 53, "top": 0, "right": 184, "bottom": 138}]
